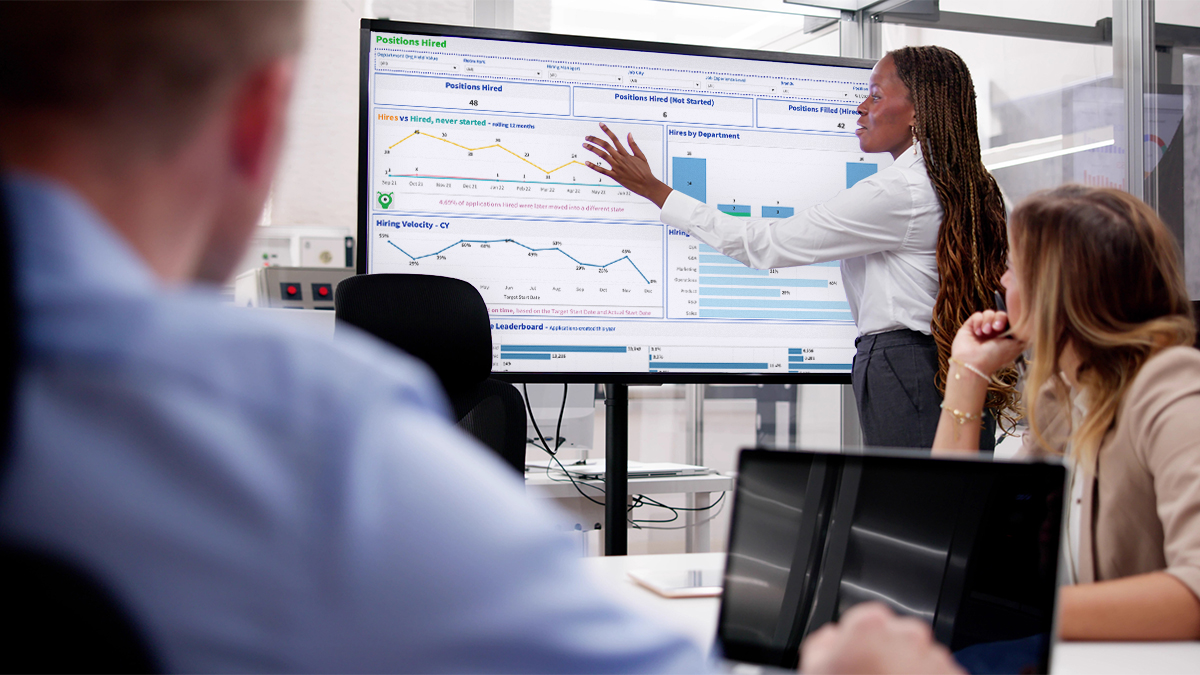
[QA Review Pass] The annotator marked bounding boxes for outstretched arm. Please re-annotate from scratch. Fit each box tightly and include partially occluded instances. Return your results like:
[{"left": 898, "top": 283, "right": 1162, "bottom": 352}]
[{"left": 583, "top": 123, "right": 673, "bottom": 208}]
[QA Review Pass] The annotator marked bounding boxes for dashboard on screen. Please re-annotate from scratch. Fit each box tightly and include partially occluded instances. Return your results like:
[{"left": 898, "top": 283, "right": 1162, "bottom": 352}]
[{"left": 358, "top": 20, "right": 883, "bottom": 382}]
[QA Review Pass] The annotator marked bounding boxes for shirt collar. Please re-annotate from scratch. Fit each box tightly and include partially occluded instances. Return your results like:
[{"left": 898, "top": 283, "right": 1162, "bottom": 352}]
[
  {"left": 4, "top": 171, "right": 159, "bottom": 302},
  {"left": 893, "top": 141, "right": 925, "bottom": 169}
]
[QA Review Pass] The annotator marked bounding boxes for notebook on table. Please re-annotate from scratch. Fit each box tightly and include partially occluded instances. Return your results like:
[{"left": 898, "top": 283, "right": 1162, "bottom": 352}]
[{"left": 716, "top": 448, "right": 1066, "bottom": 675}]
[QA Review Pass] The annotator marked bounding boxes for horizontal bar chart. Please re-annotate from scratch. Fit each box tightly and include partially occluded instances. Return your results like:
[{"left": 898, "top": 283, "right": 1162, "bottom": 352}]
[
  {"left": 788, "top": 363, "right": 851, "bottom": 371},
  {"left": 700, "top": 287, "right": 782, "bottom": 297},
  {"left": 700, "top": 276, "right": 828, "bottom": 288},
  {"left": 501, "top": 345, "right": 628, "bottom": 353},
  {"left": 700, "top": 309, "right": 852, "bottom": 320},
  {"left": 650, "top": 361, "right": 769, "bottom": 370},
  {"left": 788, "top": 348, "right": 850, "bottom": 371},
  {"left": 699, "top": 265, "right": 769, "bottom": 276},
  {"left": 700, "top": 298, "right": 850, "bottom": 309}
]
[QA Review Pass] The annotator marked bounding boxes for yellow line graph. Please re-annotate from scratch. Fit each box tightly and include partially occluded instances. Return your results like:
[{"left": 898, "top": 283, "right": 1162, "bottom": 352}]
[{"left": 387, "top": 130, "right": 586, "bottom": 175}]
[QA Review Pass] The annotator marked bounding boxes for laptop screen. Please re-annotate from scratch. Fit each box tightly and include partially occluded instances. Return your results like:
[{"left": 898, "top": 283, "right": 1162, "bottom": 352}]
[{"left": 717, "top": 449, "right": 1066, "bottom": 674}]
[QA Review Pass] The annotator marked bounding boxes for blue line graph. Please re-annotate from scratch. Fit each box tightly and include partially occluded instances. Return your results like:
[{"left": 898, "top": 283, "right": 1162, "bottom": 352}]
[{"left": 386, "top": 238, "right": 652, "bottom": 284}]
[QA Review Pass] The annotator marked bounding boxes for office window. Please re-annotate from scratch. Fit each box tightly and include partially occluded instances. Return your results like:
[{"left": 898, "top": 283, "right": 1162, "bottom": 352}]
[
  {"left": 513, "top": 0, "right": 841, "bottom": 56},
  {"left": 939, "top": 0, "right": 1111, "bottom": 25},
  {"left": 1153, "top": 2, "right": 1200, "bottom": 297},
  {"left": 881, "top": 21, "right": 1116, "bottom": 208}
]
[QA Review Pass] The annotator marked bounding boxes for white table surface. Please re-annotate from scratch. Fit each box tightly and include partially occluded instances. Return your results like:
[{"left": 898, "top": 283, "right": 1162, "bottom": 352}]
[
  {"left": 580, "top": 553, "right": 1200, "bottom": 674},
  {"left": 526, "top": 471, "right": 734, "bottom": 499}
]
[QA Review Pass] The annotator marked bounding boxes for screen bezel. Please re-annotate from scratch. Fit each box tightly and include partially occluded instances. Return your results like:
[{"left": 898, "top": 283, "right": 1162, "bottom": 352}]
[
  {"left": 358, "top": 19, "right": 876, "bottom": 384},
  {"left": 717, "top": 447, "right": 1067, "bottom": 673}
]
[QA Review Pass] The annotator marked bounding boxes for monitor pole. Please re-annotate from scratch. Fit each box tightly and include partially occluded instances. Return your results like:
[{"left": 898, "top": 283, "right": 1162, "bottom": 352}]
[{"left": 604, "top": 383, "right": 628, "bottom": 555}]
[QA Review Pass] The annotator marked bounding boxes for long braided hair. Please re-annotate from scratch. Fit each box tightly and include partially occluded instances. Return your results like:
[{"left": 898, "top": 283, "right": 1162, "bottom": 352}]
[{"left": 890, "top": 45, "right": 1021, "bottom": 429}]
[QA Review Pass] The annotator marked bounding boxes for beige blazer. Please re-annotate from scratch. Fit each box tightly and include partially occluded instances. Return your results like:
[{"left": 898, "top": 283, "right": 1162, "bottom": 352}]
[{"left": 1021, "top": 346, "right": 1200, "bottom": 600}]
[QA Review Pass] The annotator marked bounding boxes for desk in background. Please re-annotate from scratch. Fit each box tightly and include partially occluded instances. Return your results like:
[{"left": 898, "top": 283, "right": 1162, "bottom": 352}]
[
  {"left": 580, "top": 553, "right": 1200, "bottom": 675},
  {"left": 526, "top": 473, "right": 733, "bottom": 556}
]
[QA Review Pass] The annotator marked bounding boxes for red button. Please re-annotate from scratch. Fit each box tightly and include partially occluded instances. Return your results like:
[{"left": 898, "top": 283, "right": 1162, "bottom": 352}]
[
  {"left": 318, "top": 287, "right": 328, "bottom": 296},
  {"left": 287, "top": 285, "right": 297, "bottom": 294}
]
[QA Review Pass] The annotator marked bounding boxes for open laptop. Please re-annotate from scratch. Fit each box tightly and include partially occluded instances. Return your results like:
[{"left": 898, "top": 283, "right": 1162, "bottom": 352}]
[{"left": 716, "top": 448, "right": 1067, "bottom": 675}]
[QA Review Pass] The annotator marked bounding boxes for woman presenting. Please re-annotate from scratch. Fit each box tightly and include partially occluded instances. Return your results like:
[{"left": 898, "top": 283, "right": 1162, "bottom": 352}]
[{"left": 583, "top": 46, "right": 1016, "bottom": 449}]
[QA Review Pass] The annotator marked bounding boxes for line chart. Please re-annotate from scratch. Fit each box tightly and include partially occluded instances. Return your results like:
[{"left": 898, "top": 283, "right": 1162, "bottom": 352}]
[
  {"left": 370, "top": 216, "right": 664, "bottom": 318},
  {"left": 386, "top": 130, "right": 586, "bottom": 177},
  {"left": 370, "top": 112, "right": 664, "bottom": 221},
  {"left": 386, "top": 238, "right": 652, "bottom": 283}
]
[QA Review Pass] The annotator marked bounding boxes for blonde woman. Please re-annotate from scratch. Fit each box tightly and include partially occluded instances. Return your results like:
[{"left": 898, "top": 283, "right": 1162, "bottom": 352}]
[{"left": 933, "top": 185, "right": 1200, "bottom": 640}]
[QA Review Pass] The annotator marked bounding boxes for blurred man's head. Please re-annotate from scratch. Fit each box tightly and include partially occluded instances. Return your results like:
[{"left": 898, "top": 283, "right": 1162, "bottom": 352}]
[{"left": 0, "top": 1, "right": 304, "bottom": 283}]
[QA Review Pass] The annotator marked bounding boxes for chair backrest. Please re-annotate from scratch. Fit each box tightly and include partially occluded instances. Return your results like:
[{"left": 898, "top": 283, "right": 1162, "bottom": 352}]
[
  {"left": 0, "top": 181, "right": 158, "bottom": 672},
  {"left": 453, "top": 379, "right": 527, "bottom": 473},
  {"left": 335, "top": 274, "right": 491, "bottom": 398},
  {"left": 335, "top": 274, "right": 527, "bottom": 473}
]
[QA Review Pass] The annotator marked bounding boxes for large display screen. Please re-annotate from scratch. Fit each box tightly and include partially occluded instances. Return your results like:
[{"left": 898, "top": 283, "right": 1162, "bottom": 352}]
[{"left": 358, "top": 20, "right": 883, "bottom": 382}]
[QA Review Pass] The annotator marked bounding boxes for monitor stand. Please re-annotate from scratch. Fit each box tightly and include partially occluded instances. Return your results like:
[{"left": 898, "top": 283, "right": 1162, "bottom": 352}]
[{"left": 605, "top": 383, "right": 628, "bottom": 555}]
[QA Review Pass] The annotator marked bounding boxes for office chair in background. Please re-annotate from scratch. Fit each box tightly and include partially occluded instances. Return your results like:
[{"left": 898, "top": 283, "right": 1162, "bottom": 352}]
[
  {"left": 0, "top": 185, "right": 159, "bottom": 672},
  {"left": 334, "top": 274, "right": 527, "bottom": 474}
]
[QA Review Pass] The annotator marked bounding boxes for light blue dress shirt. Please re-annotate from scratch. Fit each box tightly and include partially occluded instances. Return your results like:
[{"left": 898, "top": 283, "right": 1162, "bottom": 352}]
[{"left": 0, "top": 174, "right": 708, "bottom": 673}]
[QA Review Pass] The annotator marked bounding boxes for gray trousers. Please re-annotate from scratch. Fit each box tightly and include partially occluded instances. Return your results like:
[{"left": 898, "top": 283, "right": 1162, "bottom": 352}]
[{"left": 852, "top": 329, "right": 995, "bottom": 451}]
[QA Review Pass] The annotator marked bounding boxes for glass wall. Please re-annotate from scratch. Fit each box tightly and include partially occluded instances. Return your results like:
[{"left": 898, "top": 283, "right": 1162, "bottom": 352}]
[
  {"left": 339, "top": 0, "right": 1195, "bottom": 554},
  {"left": 1151, "top": 2, "right": 1200, "bottom": 297},
  {"left": 882, "top": 6, "right": 1118, "bottom": 208},
  {"left": 523, "top": 0, "right": 840, "bottom": 56}
]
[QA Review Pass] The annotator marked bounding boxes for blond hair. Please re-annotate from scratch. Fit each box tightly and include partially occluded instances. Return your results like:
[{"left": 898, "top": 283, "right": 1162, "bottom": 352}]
[{"left": 1011, "top": 185, "right": 1195, "bottom": 464}]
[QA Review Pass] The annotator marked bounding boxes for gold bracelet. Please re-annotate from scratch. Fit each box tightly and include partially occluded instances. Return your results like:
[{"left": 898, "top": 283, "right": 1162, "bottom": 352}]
[
  {"left": 940, "top": 403, "right": 981, "bottom": 425},
  {"left": 949, "top": 356, "right": 990, "bottom": 384}
]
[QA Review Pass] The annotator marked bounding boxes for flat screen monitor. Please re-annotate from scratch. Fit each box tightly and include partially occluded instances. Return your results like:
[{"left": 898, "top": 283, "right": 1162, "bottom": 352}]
[
  {"left": 718, "top": 448, "right": 1066, "bottom": 674},
  {"left": 359, "top": 20, "right": 882, "bottom": 383}
]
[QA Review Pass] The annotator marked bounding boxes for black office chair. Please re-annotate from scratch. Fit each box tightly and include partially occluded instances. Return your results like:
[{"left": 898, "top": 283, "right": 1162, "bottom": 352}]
[
  {"left": 0, "top": 185, "right": 159, "bottom": 672},
  {"left": 334, "top": 274, "right": 526, "bottom": 473}
]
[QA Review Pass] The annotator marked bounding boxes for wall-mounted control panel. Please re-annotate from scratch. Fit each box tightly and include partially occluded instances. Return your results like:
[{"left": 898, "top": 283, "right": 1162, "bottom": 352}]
[{"left": 234, "top": 266, "right": 356, "bottom": 310}]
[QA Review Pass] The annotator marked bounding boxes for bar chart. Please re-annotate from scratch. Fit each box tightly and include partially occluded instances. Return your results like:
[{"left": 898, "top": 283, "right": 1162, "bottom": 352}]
[
  {"left": 491, "top": 342, "right": 852, "bottom": 373},
  {"left": 717, "top": 204, "right": 750, "bottom": 217},
  {"left": 495, "top": 344, "right": 643, "bottom": 371},
  {"left": 648, "top": 344, "right": 777, "bottom": 372},
  {"left": 666, "top": 235, "right": 850, "bottom": 322},
  {"left": 661, "top": 127, "right": 884, "bottom": 326},
  {"left": 646, "top": 345, "right": 850, "bottom": 373},
  {"left": 697, "top": 245, "right": 850, "bottom": 320},
  {"left": 788, "top": 347, "right": 852, "bottom": 373}
]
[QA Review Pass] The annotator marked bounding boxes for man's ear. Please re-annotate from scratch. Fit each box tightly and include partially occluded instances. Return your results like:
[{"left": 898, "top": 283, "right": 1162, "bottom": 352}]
[{"left": 229, "top": 58, "right": 297, "bottom": 183}]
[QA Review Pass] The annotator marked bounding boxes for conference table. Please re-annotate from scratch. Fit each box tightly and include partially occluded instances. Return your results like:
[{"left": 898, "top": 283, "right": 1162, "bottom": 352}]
[{"left": 581, "top": 552, "right": 1200, "bottom": 674}]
